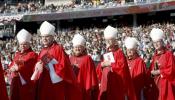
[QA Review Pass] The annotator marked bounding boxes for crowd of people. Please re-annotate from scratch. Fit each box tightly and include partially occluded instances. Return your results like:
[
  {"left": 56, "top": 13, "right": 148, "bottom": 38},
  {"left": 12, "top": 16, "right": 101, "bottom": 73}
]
[{"left": 0, "top": 0, "right": 166, "bottom": 15}]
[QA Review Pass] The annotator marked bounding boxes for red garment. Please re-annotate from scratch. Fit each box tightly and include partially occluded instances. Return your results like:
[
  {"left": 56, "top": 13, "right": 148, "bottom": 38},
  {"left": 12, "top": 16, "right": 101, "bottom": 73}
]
[
  {"left": 70, "top": 55, "right": 99, "bottom": 100},
  {"left": 148, "top": 49, "right": 175, "bottom": 100},
  {"left": 96, "top": 48, "right": 136, "bottom": 100},
  {"left": 9, "top": 49, "right": 38, "bottom": 100},
  {"left": 0, "top": 60, "right": 9, "bottom": 100},
  {"left": 36, "top": 42, "right": 82, "bottom": 100},
  {"left": 127, "top": 56, "right": 147, "bottom": 100}
]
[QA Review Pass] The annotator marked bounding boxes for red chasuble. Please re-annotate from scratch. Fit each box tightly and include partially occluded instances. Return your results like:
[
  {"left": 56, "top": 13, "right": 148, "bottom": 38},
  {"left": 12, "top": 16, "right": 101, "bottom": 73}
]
[
  {"left": 148, "top": 49, "right": 175, "bottom": 100},
  {"left": 9, "top": 48, "right": 38, "bottom": 100},
  {"left": 127, "top": 56, "right": 147, "bottom": 100},
  {"left": 70, "top": 55, "right": 99, "bottom": 100},
  {"left": 36, "top": 42, "right": 82, "bottom": 100},
  {"left": 96, "top": 48, "right": 136, "bottom": 100}
]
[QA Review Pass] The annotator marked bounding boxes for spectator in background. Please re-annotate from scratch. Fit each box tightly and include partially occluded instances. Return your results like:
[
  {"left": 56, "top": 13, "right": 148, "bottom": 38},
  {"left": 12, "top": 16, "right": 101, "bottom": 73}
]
[{"left": 91, "top": 49, "right": 101, "bottom": 66}]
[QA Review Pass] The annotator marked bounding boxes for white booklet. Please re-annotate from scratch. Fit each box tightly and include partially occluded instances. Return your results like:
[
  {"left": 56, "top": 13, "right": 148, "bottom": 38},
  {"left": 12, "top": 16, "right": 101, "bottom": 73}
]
[
  {"left": 103, "top": 52, "right": 115, "bottom": 63},
  {"left": 48, "top": 58, "right": 63, "bottom": 84}
]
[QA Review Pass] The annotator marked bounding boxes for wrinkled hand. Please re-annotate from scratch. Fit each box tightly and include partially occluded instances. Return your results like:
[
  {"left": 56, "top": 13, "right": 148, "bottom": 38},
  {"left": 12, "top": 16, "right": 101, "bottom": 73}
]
[
  {"left": 101, "top": 61, "right": 111, "bottom": 68},
  {"left": 151, "top": 70, "right": 160, "bottom": 76},
  {"left": 35, "top": 61, "right": 43, "bottom": 72}
]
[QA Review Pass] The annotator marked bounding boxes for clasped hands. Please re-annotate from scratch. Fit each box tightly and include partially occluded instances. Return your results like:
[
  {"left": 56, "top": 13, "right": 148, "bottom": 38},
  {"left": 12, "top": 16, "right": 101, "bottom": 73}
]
[{"left": 151, "top": 69, "right": 160, "bottom": 76}]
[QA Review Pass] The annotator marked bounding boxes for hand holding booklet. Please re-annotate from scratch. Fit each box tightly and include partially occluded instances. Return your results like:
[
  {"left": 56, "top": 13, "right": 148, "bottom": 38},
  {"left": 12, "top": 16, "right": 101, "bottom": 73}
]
[
  {"left": 103, "top": 52, "right": 115, "bottom": 63},
  {"left": 41, "top": 53, "right": 53, "bottom": 65},
  {"left": 31, "top": 54, "right": 63, "bottom": 84}
]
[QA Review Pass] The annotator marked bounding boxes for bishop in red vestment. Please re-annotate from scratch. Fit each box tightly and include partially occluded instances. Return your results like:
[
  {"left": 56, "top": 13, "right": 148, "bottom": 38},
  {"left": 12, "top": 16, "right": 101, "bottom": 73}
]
[
  {"left": 9, "top": 29, "right": 38, "bottom": 100},
  {"left": 148, "top": 28, "right": 175, "bottom": 100},
  {"left": 70, "top": 34, "right": 99, "bottom": 100},
  {"left": 125, "top": 37, "right": 147, "bottom": 100},
  {"left": 34, "top": 21, "right": 81, "bottom": 100},
  {"left": 96, "top": 26, "right": 136, "bottom": 100}
]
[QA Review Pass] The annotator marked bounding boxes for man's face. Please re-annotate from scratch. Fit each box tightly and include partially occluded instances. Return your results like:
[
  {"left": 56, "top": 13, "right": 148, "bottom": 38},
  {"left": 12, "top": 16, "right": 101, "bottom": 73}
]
[
  {"left": 41, "top": 35, "right": 54, "bottom": 47},
  {"left": 73, "top": 45, "right": 85, "bottom": 56},
  {"left": 105, "top": 38, "right": 117, "bottom": 48},
  {"left": 126, "top": 48, "right": 136, "bottom": 59},
  {"left": 153, "top": 40, "right": 163, "bottom": 50},
  {"left": 19, "top": 42, "right": 30, "bottom": 52}
]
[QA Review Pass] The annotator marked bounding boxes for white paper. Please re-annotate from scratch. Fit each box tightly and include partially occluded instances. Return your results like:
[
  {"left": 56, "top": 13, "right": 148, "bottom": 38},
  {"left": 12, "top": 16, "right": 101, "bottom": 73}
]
[
  {"left": 103, "top": 52, "right": 115, "bottom": 63},
  {"left": 48, "top": 58, "right": 63, "bottom": 84}
]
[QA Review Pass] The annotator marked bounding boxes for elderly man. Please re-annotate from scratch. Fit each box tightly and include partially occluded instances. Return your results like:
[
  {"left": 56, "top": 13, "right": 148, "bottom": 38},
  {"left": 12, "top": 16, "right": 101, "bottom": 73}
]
[
  {"left": 148, "top": 28, "right": 175, "bottom": 100},
  {"left": 124, "top": 37, "right": 147, "bottom": 100},
  {"left": 96, "top": 26, "right": 136, "bottom": 100},
  {"left": 9, "top": 29, "right": 38, "bottom": 100},
  {"left": 69, "top": 34, "right": 99, "bottom": 100},
  {"left": 33, "top": 21, "right": 81, "bottom": 100}
]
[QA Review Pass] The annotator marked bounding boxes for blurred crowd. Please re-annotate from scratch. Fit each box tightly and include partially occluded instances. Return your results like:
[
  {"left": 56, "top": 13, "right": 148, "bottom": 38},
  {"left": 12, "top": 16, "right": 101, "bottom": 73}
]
[{"left": 0, "top": 0, "right": 167, "bottom": 15}]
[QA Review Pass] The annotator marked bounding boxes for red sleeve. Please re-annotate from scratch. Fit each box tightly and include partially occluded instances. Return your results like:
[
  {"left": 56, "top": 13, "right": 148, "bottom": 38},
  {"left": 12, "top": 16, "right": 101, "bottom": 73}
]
[
  {"left": 133, "top": 59, "right": 147, "bottom": 92},
  {"left": 78, "top": 56, "right": 98, "bottom": 90},
  {"left": 160, "top": 52, "right": 175, "bottom": 82},
  {"left": 111, "top": 50, "right": 136, "bottom": 100},
  {"left": 78, "top": 56, "right": 99, "bottom": 100},
  {"left": 54, "top": 45, "right": 76, "bottom": 84},
  {"left": 111, "top": 50, "right": 128, "bottom": 77}
]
